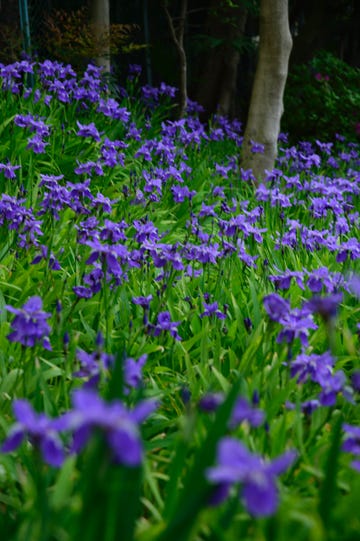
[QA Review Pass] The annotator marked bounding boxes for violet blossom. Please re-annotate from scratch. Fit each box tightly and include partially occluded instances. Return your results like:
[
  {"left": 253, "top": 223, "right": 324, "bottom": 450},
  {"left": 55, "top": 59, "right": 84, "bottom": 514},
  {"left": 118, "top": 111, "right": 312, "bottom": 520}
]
[
  {"left": 263, "top": 293, "right": 317, "bottom": 347},
  {"left": 1, "top": 399, "right": 64, "bottom": 467},
  {"left": 206, "top": 437, "right": 296, "bottom": 517},
  {"left": 343, "top": 424, "right": 360, "bottom": 472},
  {"left": 5, "top": 296, "right": 52, "bottom": 350},
  {"left": 124, "top": 354, "right": 147, "bottom": 392},
  {"left": 153, "top": 311, "right": 182, "bottom": 341},
  {"left": 76, "top": 120, "right": 101, "bottom": 142},
  {"left": 60, "top": 388, "right": 157, "bottom": 466},
  {"left": 200, "top": 301, "right": 226, "bottom": 320},
  {"left": 0, "top": 162, "right": 21, "bottom": 180}
]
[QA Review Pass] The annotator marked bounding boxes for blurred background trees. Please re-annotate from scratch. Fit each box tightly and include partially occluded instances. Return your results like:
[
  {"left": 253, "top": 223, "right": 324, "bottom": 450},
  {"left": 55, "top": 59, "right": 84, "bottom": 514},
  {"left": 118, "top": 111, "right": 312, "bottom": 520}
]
[{"left": 1, "top": 0, "right": 360, "bottom": 143}]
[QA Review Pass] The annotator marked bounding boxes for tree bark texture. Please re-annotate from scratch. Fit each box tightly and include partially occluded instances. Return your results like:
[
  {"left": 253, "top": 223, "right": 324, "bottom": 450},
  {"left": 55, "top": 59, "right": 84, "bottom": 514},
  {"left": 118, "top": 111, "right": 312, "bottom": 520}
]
[
  {"left": 241, "top": 0, "right": 292, "bottom": 182},
  {"left": 89, "top": 0, "right": 111, "bottom": 72}
]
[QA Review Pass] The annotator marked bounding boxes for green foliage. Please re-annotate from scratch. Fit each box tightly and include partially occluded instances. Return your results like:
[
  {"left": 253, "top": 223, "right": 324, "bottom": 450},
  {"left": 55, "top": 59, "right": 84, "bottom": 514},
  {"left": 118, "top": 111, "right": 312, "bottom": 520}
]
[
  {"left": 283, "top": 51, "right": 360, "bottom": 142},
  {"left": 0, "top": 58, "right": 359, "bottom": 541},
  {"left": 42, "top": 7, "right": 141, "bottom": 70}
]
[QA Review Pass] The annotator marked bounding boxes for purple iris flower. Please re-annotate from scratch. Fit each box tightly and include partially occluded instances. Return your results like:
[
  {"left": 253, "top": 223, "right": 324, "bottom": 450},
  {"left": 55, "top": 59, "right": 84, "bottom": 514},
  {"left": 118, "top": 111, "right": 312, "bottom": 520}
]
[
  {"left": 290, "top": 351, "right": 334, "bottom": 384},
  {"left": 199, "top": 203, "right": 217, "bottom": 218},
  {"left": 343, "top": 424, "right": 360, "bottom": 455},
  {"left": 14, "top": 114, "right": 50, "bottom": 137},
  {"left": 73, "top": 285, "right": 94, "bottom": 299},
  {"left": 83, "top": 266, "right": 104, "bottom": 294},
  {"left": 146, "top": 242, "right": 184, "bottom": 271},
  {"left": 132, "top": 295, "right": 152, "bottom": 325},
  {"left": 350, "top": 460, "right": 360, "bottom": 472},
  {"left": 250, "top": 140, "right": 265, "bottom": 154},
  {"left": 97, "top": 98, "right": 131, "bottom": 122},
  {"left": 0, "top": 162, "right": 21, "bottom": 179},
  {"left": 153, "top": 311, "right": 182, "bottom": 341},
  {"left": 1, "top": 399, "right": 64, "bottom": 467},
  {"left": 186, "top": 97, "right": 204, "bottom": 114},
  {"left": 128, "top": 64, "right": 142, "bottom": 77},
  {"left": 263, "top": 293, "right": 290, "bottom": 322},
  {"left": 290, "top": 351, "right": 347, "bottom": 406},
  {"left": 171, "top": 185, "right": 196, "bottom": 203},
  {"left": 132, "top": 295, "right": 153, "bottom": 309},
  {"left": 351, "top": 371, "right": 360, "bottom": 393},
  {"left": 230, "top": 397, "right": 265, "bottom": 428},
  {"left": 85, "top": 238, "right": 126, "bottom": 279},
  {"left": 336, "top": 237, "right": 360, "bottom": 263},
  {"left": 159, "top": 81, "right": 177, "bottom": 98},
  {"left": 342, "top": 424, "right": 360, "bottom": 472},
  {"left": 206, "top": 437, "right": 296, "bottom": 517},
  {"left": 200, "top": 301, "right": 226, "bottom": 320},
  {"left": 75, "top": 216, "right": 99, "bottom": 244},
  {"left": 31, "top": 244, "right": 61, "bottom": 270},
  {"left": 306, "top": 293, "right": 342, "bottom": 321},
  {"left": 263, "top": 293, "right": 317, "bottom": 347},
  {"left": 26, "top": 134, "right": 49, "bottom": 154},
  {"left": 141, "top": 85, "right": 160, "bottom": 105},
  {"left": 199, "top": 393, "right": 264, "bottom": 428},
  {"left": 44, "top": 94, "right": 52, "bottom": 106},
  {"left": 126, "top": 123, "right": 142, "bottom": 141},
  {"left": 39, "top": 178, "right": 71, "bottom": 220},
  {"left": 66, "top": 179, "right": 94, "bottom": 213},
  {"left": 74, "top": 160, "right": 104, "bottom": 177},
  {"left": 268, "top": 270, "right": 305, "bottom": 291},
  {"left": 214, "top": 163, "right": 232, "bottom": 179},
  {"left": 271, "top": 189, "right": 293, "bottom": 208},
  {"left": 19, "top": 217, "right": 43, "bottom": 249},
  {"left": 92, "top": 192, "right": 114, "bottom": 213},
  {"left": 124, "top": 354, "right": 147, "bottom": 392},
  {"left": 76, "top": 121, "right": 101, "bottom": 142},
  {"left": 60, "top": 388, "right": 157, "bottom": 466},
  {"left": 73, "top": 347, "right": 114, "bottom": 386},
  {"left": 276, "top": 309, "right": 317, "bottom": 347},
  {"left": 301, "top": 399, "right": 320, "bottom": 415},
  {"left": 306, "top": 267, "right": 341, "bottom": 294},
  {"left": 99, "top": 219, "right": 127, "bottom": 243},
  {"left": 348, "top": 274, "right": 360, "bottom": 298},
  {"left": 101, "top": 144, "right": 125, "bottom": 167},
  {"left": 236, "top": 240, "right": 258, "bottom": 268},
  {"left": 317, "top": 370, "right": 347, "bottom": 406},
  {"left": 198, "top": 393, "right": 224, "bottom": 413},
  {"left": 188, "top": 242, "right": 221, "bottom": 264},
  {"left": 5, "top": 296, "right": 52, "bottom": 350},
  {"left": 133, "top": 220, "right": 159, "bottom": 243}
]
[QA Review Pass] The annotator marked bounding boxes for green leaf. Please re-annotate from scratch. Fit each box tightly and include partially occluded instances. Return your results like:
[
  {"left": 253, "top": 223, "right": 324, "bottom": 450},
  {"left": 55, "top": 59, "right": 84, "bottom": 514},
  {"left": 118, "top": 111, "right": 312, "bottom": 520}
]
[
  {"left": 157, "top": 378, "right": 241, "bottom": 541},
  {"left": 51, "top": 455, "right": 77, "bottom": 510},
  {"left": 318, "top": 412, "right": 343, "bottom": 528},
  {"left": 71, "top": 436, "right": 143, "bottom": 541}
]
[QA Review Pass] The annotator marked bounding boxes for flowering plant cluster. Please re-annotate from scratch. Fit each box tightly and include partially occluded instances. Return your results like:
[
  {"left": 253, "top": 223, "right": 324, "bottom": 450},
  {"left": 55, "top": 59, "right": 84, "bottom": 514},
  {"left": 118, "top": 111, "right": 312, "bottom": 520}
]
[{"left": 0, "top": 58, "right": 359, "bottom": 540}]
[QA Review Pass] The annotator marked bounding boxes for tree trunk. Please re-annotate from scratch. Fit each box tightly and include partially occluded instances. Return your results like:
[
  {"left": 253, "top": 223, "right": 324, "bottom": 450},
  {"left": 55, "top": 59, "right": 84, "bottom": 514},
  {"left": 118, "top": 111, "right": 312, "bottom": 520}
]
[
  {"left": 89, "top": 0, "right": 111, "bottom": 72},
  {"left": 241, "top": 0, "right": 292, "bottom": 182}
]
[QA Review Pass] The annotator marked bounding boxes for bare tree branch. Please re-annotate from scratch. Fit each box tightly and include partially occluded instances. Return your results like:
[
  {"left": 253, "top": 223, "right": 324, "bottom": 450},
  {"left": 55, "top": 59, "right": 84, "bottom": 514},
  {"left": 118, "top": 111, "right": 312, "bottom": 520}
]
[{"left": 162, "top": 0, "right": 188, "bottom": 118}]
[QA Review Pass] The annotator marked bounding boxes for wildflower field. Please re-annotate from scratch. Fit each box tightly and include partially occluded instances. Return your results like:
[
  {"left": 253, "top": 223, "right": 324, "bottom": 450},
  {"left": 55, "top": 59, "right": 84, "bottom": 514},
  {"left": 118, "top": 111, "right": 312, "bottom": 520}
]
[{"left": 0, "top": 59, "right": 359, "bottom": 541}]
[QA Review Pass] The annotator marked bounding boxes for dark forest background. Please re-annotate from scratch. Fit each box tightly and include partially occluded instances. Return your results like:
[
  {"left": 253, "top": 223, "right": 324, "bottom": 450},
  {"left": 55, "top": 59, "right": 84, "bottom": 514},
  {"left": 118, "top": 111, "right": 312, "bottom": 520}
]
[{"left": 1, "top": 0, "right": 360, "bottom": 142}]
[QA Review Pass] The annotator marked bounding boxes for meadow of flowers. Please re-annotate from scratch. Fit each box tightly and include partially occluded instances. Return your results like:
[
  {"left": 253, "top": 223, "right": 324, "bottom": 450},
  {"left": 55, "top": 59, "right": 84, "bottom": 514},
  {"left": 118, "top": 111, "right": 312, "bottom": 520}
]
[{"left": 0, "top": 58, "right": 359, "bottom": 541}]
